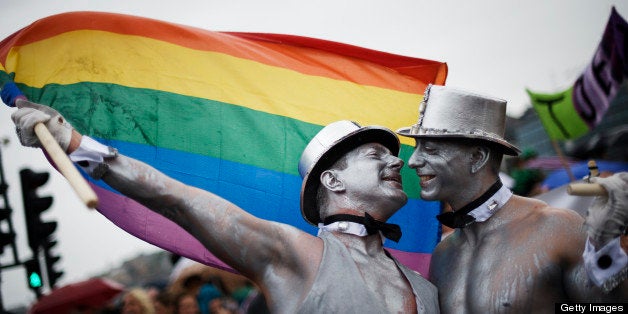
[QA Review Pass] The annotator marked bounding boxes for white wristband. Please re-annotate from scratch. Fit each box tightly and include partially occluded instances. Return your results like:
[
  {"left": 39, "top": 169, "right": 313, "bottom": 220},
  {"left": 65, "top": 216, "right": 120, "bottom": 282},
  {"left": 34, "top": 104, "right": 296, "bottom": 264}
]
[{"left": 69, "top": 136, "right": 118, "bottom": 179}]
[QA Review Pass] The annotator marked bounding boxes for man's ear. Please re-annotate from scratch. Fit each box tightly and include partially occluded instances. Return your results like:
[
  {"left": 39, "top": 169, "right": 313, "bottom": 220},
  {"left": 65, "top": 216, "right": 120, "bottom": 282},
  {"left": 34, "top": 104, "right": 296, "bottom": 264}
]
[
  {"left": 320, "top": 170, "right": 345, "bottom": 192},
  {"left": 470, "top": 146, "right": 490, "bottom": 174}
]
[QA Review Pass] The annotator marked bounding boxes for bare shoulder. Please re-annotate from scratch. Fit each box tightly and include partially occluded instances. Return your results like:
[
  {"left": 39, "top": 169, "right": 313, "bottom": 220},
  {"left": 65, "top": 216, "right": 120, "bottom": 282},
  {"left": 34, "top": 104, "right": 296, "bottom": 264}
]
[
  {"left": 511, "top": 196, "right": 586, "bottom": 259},
  {"left": 511, "top": 195, "right": 584, "bottom": 227},
  {"left": 251, "top": 223, "right": 324, "bottom": 296},
  {"left": 276, "top": 223, "right": 324, "bottom": 274},
  {"left": 540, "top": 204, "right": 585, "bottom": 232},
  {"left": 262, "top": 222, "right": 323, "bottom": 266}
]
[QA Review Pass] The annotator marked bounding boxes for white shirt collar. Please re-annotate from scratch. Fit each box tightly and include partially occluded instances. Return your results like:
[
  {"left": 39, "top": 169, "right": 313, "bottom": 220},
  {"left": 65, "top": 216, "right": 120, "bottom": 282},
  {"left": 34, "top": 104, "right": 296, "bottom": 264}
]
[
  {"left": 317, "top": 221, "right": 386, "bottom": 243},
  {"left": 317, "top": 221, "right": 369, "bottom": 237},
  {"left": 467, "top": 184, "right": 513, "bottom": 222}
]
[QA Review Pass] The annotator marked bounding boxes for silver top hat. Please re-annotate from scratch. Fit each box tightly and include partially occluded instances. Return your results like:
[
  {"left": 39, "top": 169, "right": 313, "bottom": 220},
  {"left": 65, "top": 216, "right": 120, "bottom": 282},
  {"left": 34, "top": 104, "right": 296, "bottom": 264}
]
[
  {"left": 299, "top": 120, "right": 400, "bottom": 225},
  {"left": 397, "top": 84, "right": 520, "bottom": 156}
]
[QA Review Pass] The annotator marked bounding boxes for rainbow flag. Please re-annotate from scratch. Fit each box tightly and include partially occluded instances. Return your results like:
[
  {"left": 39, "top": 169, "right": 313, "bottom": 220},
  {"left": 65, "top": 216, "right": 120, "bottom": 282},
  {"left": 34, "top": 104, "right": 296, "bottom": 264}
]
[{"left": 0, "top": 11, "right": 447, "bottom": 276}]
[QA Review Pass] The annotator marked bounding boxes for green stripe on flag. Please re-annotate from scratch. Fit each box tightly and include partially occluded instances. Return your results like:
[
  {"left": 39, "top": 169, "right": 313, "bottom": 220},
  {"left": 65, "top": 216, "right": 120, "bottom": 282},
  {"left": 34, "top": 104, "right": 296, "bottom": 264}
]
[{"left": 21, "top": 82, "right": 315, "bottom": 173}]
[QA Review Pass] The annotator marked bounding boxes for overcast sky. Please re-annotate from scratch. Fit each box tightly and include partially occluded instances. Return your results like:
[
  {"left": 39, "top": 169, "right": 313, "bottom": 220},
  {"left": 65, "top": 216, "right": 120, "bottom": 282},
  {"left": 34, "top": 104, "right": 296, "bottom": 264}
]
[{"left": 0, "top": 0, "right": 626, "bottom": 309}]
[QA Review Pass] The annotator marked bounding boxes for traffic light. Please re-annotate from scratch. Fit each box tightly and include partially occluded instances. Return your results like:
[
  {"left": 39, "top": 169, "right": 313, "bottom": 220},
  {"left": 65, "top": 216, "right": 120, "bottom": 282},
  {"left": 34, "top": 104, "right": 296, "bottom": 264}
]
[
  {"left": 20, "top": 168, "right": 64, "bottom": 288},
  {"left": 0, "top": 207, "right": 15, "bottom": 255},
  {"left": 19, "top": 168, "right": 55, "bottom": 251},
  {"left": 43, "top": 239, "right": 63, "bottom": 288},
  {"left": 24, "top": 258, "right": 43, "bottom": 297}
]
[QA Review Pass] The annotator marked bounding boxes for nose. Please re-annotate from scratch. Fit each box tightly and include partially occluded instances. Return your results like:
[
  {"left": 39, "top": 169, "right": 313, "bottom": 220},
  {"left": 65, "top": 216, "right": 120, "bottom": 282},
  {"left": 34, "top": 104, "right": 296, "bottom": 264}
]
[
  {"left": 389, "top": 155, "right": 404, "bottom": 170},
  {"left": 408, "top": 148, "right": 425, "bottom": 169}
]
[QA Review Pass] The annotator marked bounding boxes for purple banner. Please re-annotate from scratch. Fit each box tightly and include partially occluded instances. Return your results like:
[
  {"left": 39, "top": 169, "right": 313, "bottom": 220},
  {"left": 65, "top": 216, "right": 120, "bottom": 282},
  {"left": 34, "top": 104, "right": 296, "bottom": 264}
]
[{"left": 572, "top": 7, "right": 627, "bottom": 128}]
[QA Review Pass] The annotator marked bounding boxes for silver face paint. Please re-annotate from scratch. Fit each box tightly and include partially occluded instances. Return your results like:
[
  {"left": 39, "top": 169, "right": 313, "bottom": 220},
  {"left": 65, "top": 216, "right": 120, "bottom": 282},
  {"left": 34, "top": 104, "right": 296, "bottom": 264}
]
[
  {"left": 408, "top": 139, "right": 478, "bottom": 209},
  {"left": 337, "top": 143, "right": 408, "bottom": 219}
]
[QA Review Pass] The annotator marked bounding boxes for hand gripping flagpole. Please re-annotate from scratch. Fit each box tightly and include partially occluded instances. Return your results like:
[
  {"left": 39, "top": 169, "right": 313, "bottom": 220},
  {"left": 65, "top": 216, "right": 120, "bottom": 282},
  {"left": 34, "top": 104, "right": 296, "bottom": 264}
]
[
  {"left": 33, "top": 123, "right": 99, "bottom": 208},
  {"left": 1, "top": 81, "right": 99, "bottom": 208}
]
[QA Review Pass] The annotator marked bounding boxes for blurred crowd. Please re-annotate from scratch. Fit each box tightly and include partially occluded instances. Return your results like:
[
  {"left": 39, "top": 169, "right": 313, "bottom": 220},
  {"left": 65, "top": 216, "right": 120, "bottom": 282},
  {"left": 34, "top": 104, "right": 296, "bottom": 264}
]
[{"left": 69, "top": 255, "right": 270, "bottom": 314}]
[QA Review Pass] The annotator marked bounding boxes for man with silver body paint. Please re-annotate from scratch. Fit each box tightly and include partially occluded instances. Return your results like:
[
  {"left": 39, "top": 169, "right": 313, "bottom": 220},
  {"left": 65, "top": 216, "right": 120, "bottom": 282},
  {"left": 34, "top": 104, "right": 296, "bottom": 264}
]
[
  {"left": 8, "top": 92, "right": 439, "bottom": 313},
  {"left": 397, "top": 84, "right": 628, "bottom": 313}
]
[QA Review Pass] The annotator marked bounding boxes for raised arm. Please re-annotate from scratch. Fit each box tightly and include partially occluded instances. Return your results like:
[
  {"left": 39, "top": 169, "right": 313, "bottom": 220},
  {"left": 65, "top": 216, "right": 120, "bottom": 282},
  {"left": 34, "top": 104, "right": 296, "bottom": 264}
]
[
  {"left": 10, "top": 99, "right": 322, "bottom": 292},
  {"left": 100, "top": 151, "right": 320, "bottom": 283}
]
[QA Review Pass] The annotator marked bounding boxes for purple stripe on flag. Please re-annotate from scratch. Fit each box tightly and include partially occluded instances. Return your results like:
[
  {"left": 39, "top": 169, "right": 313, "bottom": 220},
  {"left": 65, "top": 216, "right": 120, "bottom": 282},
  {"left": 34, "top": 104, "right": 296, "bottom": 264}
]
[
  {"left": 386, "top": 248, "right": 432, "bottom": 278},
  {"left": 92, "top": 183, "right": 233, "bottom": 272}
]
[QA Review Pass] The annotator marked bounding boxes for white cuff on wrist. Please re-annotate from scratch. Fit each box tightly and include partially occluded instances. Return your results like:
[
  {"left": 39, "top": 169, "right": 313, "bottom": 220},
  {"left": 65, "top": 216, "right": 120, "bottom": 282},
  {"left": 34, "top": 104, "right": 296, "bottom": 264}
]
[
  {"left": 583, "top": 237, "right": 628, "bottom": 291},
  {"left": 69, "top": 136, "right": 117, "bottom": 179}
]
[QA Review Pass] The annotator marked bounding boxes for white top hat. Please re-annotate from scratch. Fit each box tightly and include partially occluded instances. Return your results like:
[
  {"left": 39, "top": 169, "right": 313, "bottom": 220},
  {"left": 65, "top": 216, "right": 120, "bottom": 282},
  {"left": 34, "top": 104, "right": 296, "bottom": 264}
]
[
  {"left": 298, "top": 120, "right": 399, "bottom": 225},
  {"left": 397, "top": 84, "right": 520, "bottom": 156}
]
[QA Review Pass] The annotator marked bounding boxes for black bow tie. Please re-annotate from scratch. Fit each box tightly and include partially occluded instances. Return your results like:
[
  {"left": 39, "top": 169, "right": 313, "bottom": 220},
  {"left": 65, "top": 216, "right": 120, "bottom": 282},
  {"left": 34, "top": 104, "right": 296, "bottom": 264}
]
[
  {"left": 323, "top": 213, "right": 402, "bottom": 242},
  {"left": 437, "top": 180, "right": 503, "bottom": 229}
]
